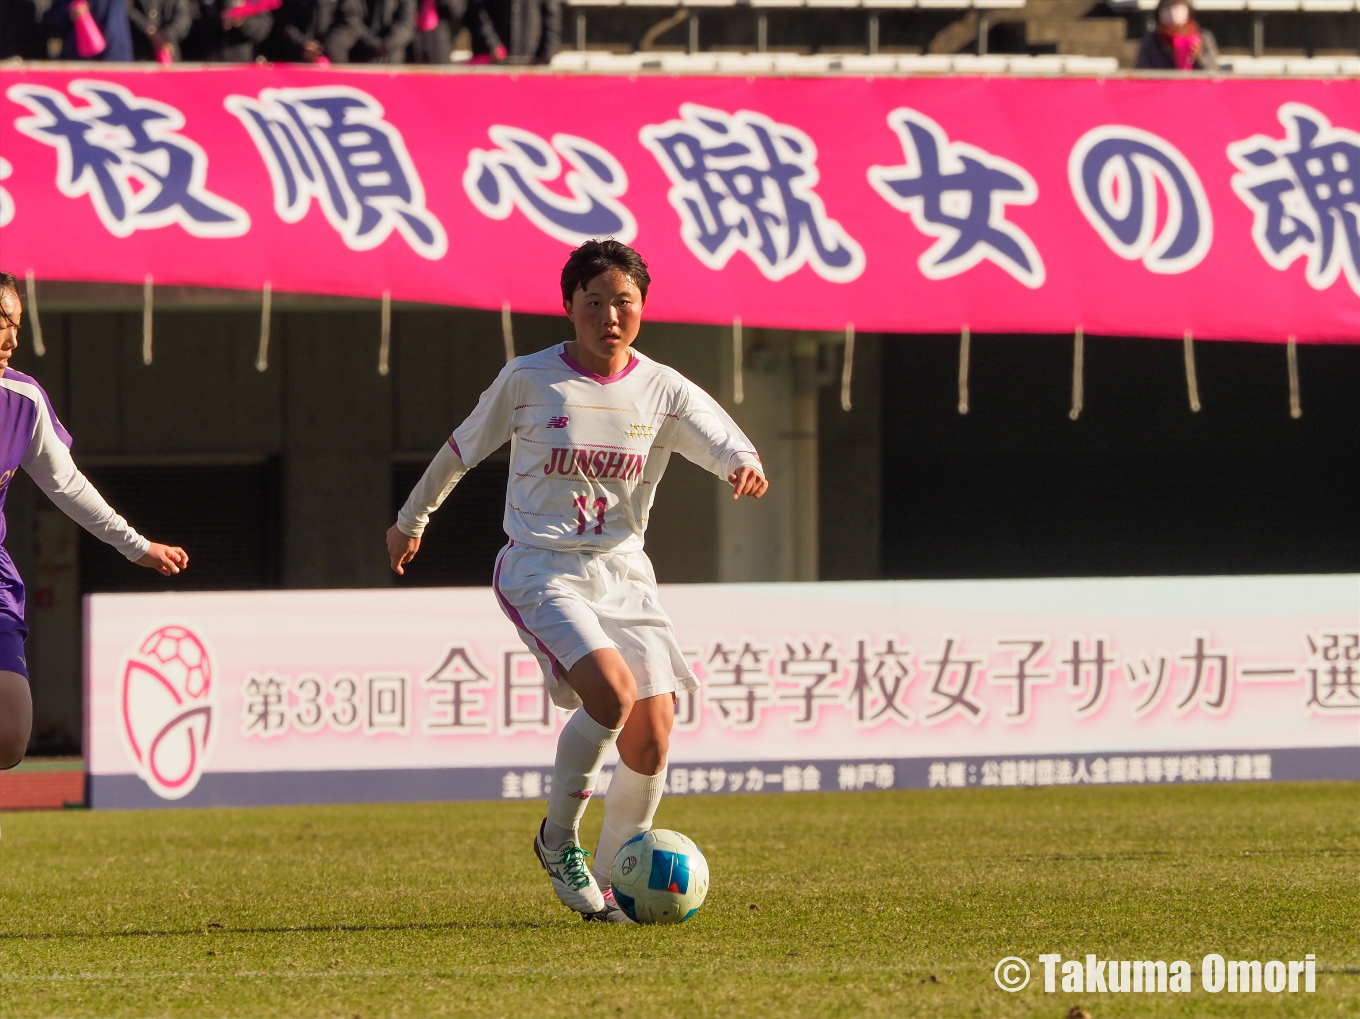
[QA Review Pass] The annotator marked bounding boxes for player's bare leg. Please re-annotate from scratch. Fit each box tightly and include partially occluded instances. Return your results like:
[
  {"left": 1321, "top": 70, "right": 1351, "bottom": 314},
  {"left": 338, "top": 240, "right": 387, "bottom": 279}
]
[
  {"left": 534, "top": 649, "right": 634, "bottom": 915},
  {"left": 615, "top": 692, "right": 671, "bottom": 776},
  {"left": 0, "top": 670, "right": 31, "bottom": 771},
  {"left": 563, "top": 648, "right": 636, "bottom": 730},
  {"left": 586, "top": 692, "right": 672, "bottom": 921}
]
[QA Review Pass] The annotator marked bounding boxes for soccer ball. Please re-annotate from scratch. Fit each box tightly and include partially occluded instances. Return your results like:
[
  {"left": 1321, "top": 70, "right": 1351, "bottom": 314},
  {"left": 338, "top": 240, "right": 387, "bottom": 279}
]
[{"left": 610, "top": 829, "right": 709, "bottom": 924}]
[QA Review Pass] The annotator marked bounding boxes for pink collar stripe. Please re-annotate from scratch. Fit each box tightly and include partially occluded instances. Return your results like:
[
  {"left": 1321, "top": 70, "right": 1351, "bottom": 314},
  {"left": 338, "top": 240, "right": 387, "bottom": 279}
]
[{"left": 559, "top": 346, "right": 640, "bottom": 385}]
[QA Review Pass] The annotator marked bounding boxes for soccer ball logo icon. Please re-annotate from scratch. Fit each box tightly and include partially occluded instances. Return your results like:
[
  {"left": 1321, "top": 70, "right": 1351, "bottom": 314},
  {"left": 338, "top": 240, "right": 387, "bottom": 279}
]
[{"left": 121, "top": 625, "right": 215, "bottom": 799}]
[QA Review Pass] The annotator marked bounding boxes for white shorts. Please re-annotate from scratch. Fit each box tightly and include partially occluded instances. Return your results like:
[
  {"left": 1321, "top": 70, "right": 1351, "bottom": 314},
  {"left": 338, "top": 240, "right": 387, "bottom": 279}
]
[{"left": 492, "top": 541, "right": 698, "bottom": 710}]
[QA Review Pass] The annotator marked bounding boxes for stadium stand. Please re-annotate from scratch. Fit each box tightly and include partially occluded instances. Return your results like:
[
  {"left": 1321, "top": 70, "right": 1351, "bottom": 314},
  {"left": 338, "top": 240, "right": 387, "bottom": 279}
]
[
  {"left": 2, "top": 0, "right": 1360, "bottom": 65},
  {"left": 560, "top": 0, "right": 1358, "bottom": 64},
  {"left": 0, "top": 0, "right": 1355, "bottom": 71},
  {"left": 548, "top": 49, "right": 1121, "bottom": 70},
  {"left": 1111, "top": 0, "right": 1360, "bottom": 60}
]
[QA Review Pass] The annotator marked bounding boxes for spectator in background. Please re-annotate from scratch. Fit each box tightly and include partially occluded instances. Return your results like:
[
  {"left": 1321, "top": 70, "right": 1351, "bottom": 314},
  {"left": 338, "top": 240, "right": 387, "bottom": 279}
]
[
  {"left": 407, "top": 0, "right": 465, "bottom": 63},
  {"left": 350, "top": 0, "right": 416, "bottom": 63},
  {"left": 183, "top": 0, "right": 274, "bottom": 60},
  {"left": 267, "top": 0, "right": 365, "bottom": 63},
  {"left": 466, "top": 0, "right": 558, "bottom": 64},
  {"left": 1136, "top": 0, "right": 1219, "bottom": 71},
  {"left": 126, "top": 0, "right": 197, "bottom": 62},
  {"left": 44, "top": 0, "right": 134, "bottom": 61}
]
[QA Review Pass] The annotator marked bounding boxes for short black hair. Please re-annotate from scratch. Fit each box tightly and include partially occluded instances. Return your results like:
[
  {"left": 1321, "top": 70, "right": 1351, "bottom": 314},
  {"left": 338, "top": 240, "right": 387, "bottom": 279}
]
[
  {"left": 0, "top": 271, "right": 18, "bottom": 330},
  {"left": 560, "top": 239, "right": 650, "bottom": 304}
]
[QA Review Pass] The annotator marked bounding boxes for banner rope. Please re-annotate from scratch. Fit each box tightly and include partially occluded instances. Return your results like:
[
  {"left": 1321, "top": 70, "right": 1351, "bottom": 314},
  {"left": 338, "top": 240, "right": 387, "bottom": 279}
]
[
  {"left": 732, "top": 316, "right": 744, "bottom": 405},
  {"left": 24, "top": 271, "right": 45, "bottom": 357},
  {"left": 142, "top": 275, "right": 154, "bottom": 366},
  {"left": 1183, "top": 329, "right": 1200, "bottom": 413},
  {"left": 1287, "top": 334, "right": 1302, "bottom": 419},
  {"left": 957, "top": 325, "right": 970, "bottom": 415},
  {"left": 255, "top": 281, "right": 271, "bottom": 373},
  {"left": 378, "top": 290, "right": 392, "bottom": 376},
  {"left": 501, "top": 301, "right": 515, "bottom": 364},
  {"left": 840, "top": 322, "right": 854, "bottom": 412},
  {"left": 1069, "top": 326, "right": 1084, "bottom": 421}
]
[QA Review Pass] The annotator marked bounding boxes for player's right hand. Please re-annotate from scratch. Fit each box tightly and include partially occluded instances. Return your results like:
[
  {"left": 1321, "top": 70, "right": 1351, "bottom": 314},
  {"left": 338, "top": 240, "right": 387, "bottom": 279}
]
[
  {"left": 387, "top": 524, "right": 420, "bottom": 575},
  {"left": 137, "top": 544, "right": 189, "bottom": 576}
]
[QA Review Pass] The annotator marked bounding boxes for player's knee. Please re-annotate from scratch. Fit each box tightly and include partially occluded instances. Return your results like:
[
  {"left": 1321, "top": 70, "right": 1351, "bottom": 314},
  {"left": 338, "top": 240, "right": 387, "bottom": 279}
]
[
  {"left": 581, "top": 676, "right": 635, "bottom": 728},
  {"left": 605, "top": 680, "right": 636, "bottom": 724},
  {"left": 600, "top": 661, "right": 638, "bottom": 718}
]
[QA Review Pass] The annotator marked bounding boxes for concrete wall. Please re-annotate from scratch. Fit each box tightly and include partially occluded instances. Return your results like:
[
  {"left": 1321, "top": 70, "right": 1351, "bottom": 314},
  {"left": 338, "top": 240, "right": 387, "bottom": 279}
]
[
  {"left": 819, "top": 333, "right": 882, "bottom": 581},
  {"left": 280, "top": 311, "right": 392, "bottom": 589}
]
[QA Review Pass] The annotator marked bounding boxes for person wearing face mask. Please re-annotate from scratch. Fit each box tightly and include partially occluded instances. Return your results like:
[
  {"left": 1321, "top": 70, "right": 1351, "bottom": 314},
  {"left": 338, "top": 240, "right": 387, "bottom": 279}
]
[{"left": 1136, "top": 0, "right": 1219, "bottom": 71}]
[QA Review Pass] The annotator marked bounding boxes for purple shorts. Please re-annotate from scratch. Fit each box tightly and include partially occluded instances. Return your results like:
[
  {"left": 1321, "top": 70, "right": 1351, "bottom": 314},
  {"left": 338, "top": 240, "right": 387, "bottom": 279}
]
[
  {"left": 0, "top": 545, "right": 29, "bottom": 677},
  {"left": 0, "top": 626, "right": 25, "bottom": 678}
]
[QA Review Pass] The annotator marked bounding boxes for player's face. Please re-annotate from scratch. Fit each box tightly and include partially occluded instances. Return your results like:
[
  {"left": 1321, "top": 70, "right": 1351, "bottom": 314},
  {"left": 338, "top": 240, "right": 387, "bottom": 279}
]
[
  {"left": 0, "top": 289, "right": 21, "bottom": 373},
  {"left": 564, "top": 271, "right": 644, "bottom": 364}
]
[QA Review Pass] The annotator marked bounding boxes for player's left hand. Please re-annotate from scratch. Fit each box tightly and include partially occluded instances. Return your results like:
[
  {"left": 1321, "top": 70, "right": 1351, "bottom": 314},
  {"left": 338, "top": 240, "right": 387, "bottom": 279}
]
[
  {"left": 137, "top": 544, "right": 189, "bottom": 576},
  {"left": 727, "top": 466, "right": 768, "bottom": 500}
]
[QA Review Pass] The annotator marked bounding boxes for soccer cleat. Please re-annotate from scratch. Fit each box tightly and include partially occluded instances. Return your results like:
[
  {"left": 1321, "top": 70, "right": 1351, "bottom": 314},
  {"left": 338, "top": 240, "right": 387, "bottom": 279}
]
[
  {"left": 533, "top": 820, "right": 605, "bottom": 915},
  {"left": 581, "top": 888, "right": 635, "bottom": 924}
]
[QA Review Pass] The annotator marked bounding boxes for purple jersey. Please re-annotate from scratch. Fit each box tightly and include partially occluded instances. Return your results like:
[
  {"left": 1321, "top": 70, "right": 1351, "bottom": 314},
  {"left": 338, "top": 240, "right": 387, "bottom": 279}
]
[
  {"left": 1, "top": 369, "right": 72, "bottom": 635},
  {"left": 1, "top": 368, "right": 148, "bottom": 645},
  {"left": 1, "top": 369, "right": 73, "bottom": 548}
]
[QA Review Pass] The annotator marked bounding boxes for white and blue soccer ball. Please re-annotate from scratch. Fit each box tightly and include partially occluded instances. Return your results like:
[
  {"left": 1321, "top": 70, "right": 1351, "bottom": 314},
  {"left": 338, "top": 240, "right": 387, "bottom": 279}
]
[{"left": 610, "top": 829, "right": 709, "bottom": 924}]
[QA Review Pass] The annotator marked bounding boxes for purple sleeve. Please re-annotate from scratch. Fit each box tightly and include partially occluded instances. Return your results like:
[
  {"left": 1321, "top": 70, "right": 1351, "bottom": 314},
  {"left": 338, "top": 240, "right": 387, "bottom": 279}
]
[
  {"left": 39, "top": 385, "right": 71, "bottom": 450},
  {"left": 4, "top": 370, "right": 72, "bottom": 451}
]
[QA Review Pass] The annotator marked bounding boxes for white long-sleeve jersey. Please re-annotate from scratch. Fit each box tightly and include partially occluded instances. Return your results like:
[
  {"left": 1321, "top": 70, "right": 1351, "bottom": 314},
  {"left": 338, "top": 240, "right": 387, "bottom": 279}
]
[
  {"left": 398, "top": 343, "right": 762, "bottom": 554},
  {"left": 0, "top": 369, "right": 149, "bottom": 562}
]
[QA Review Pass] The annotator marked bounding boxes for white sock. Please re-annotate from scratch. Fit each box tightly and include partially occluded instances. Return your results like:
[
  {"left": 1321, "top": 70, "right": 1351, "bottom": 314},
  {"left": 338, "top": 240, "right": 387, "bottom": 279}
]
[
  {"left": 592, "top": 760, "right": 668, "bottom": 888},
  {"left": 543, "top": 709, "right": 622, "bottom": 851}
]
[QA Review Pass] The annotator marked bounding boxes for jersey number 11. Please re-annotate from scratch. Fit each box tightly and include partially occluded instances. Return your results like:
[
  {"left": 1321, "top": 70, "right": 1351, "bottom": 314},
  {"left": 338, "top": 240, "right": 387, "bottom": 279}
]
[{"left": 575, "top": 495, "right": 607, "bottom": 535}]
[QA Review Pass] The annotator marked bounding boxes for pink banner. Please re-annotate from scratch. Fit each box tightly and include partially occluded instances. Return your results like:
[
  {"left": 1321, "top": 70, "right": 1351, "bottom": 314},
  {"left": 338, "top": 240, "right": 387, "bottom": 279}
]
[{"left": 2, "top": 66, "right": 1358, "bottom": 342}]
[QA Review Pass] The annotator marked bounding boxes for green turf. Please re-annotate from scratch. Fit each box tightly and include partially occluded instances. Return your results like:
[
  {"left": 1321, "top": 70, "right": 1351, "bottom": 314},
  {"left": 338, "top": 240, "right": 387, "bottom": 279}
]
[{"left": 0, "top": 782, "right": 1356, "bottom": 1018}]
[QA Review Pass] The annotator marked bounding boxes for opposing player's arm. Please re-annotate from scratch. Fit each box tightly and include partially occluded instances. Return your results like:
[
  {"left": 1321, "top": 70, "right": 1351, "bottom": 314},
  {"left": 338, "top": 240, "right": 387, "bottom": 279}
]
[
  {"left": 21, "top": 403, "right": 187, "bottom": 575},
  {"left": 387, "top": 360, "right": 518, "bottom": 574},
  {"left": 670, "top": 381, "right": 768, "bottom": 500}
]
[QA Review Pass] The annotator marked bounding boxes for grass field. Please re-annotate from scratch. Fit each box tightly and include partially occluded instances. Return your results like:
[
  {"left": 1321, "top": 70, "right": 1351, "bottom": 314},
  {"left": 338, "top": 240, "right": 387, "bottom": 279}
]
[{"left": 0, "top": 782, "right": 1356, "bottom": 1018}]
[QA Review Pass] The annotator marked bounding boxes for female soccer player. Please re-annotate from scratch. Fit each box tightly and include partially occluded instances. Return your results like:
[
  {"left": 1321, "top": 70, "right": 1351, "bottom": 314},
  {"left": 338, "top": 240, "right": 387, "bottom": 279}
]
[
  {"left": 0, "top": 271, "right": 189, "bottom": 770},
  {"left": 387, "top": 240, "right": 767, "bottom": 921}
]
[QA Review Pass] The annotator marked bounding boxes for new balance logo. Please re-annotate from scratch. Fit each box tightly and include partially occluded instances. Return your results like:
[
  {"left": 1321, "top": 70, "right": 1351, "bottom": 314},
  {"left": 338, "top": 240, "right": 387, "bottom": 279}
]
[
  {"left": 548, "top": 416, "right": 569, "bottom": 428},
  {"left": 627, "top": 423, "right": 654, "bottom": 439},
  {"left": 568, "top": 789, "right": 593, "bottom": 800}
]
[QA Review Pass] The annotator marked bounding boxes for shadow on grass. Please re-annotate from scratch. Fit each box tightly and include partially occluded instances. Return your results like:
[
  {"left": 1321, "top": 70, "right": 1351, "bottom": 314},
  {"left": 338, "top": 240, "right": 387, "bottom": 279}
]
[
  {"left": 0, "top": 919, "right": 558, "bottom": 941},
  {"left": 1010, "top": 846, "right": 1360, "bottom": 862}
]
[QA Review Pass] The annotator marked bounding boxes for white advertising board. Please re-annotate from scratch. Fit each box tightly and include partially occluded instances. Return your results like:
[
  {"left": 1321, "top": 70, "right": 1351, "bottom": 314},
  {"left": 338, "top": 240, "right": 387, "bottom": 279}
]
[{"left": 85, "top": 575, "right": 1359, "bottom": 808}]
